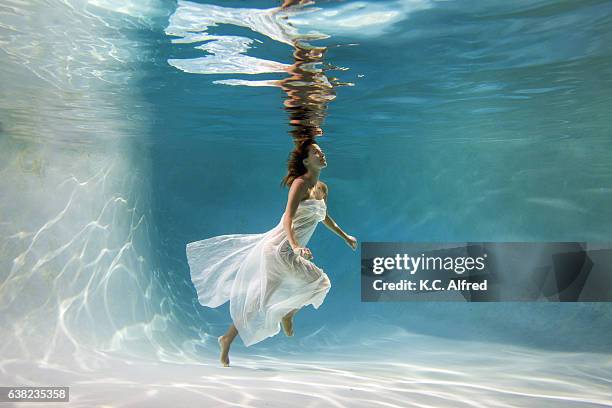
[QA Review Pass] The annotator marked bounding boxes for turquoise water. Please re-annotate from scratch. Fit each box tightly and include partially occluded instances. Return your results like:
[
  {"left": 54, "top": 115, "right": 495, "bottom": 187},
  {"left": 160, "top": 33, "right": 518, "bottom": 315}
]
[
  {"left": 1, "top": 0, "right": 611, "bottom": 406},
  {"left": 151, "top": 0, "right": 612, "bottom": 353}
]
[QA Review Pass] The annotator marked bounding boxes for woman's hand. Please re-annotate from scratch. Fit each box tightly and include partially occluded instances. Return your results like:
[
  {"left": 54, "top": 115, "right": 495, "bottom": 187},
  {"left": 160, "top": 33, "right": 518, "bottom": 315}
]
[
  {"left": 293, "top": 246, "right": 313, "bottom": 260},
  {"left": 345, "top": 235, "right": 358, "bottom": 251}
]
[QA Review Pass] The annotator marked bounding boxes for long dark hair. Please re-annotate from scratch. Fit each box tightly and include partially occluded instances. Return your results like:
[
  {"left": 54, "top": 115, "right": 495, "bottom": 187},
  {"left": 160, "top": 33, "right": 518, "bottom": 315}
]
[{"left": 280, "top": 138, "right": 316, "bottom": 188}]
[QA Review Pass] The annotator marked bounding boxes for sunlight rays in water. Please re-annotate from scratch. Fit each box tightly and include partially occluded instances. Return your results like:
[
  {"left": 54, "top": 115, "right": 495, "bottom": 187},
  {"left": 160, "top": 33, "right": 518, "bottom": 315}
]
[{"left": 0, "top": 0, "right": 186, "bottom": 376}]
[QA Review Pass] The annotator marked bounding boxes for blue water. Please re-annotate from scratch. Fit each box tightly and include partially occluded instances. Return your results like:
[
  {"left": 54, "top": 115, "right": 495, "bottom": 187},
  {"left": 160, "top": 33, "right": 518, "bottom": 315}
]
[
  {"left": 149, "top": 0, "right": 612, "bottom": 353},
  {"left": 1, "top": 0, "right": 611, "bottom": 406}
]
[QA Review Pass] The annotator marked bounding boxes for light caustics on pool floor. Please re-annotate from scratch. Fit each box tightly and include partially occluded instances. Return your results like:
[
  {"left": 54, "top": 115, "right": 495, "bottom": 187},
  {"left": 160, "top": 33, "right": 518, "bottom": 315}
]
[
  {"left": 0, "top": 0, "right": 611, "bottom": 407},
  {"left": 2, "top": 324, "right": 611, "bottom": 407}
]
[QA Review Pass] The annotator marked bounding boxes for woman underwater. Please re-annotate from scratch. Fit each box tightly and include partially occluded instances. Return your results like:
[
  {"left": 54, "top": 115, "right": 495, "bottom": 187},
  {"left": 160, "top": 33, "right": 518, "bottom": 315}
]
[{"left": 186, "top": 137, "right": 357, "bottom": 367}]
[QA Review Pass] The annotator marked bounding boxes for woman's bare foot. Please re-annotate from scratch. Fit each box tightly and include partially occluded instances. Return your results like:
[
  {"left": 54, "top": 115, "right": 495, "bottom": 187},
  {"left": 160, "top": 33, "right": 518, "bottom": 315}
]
[
  {"left": 281, "top": 314, "right": 294, "bottom": 337},
  {"left": 218, "top": 335, "right": 230, "bottom": 367}
]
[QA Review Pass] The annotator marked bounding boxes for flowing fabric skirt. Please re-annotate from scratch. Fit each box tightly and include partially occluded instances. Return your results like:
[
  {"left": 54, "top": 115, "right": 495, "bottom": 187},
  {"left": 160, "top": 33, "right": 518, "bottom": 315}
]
[{"left": 186, "top": 219, "right": 331, "bottom": 347}]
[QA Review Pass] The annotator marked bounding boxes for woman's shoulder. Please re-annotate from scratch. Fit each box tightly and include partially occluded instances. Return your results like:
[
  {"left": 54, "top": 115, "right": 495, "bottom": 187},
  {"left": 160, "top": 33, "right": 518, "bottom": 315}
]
[{"left": 293, "top": 176, "right": 306, "bottom": 185}]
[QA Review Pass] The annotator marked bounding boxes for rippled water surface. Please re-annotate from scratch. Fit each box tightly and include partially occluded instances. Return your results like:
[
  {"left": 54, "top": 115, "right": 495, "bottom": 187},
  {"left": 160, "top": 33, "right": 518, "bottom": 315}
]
[{"left": 1, "top": 0, "right": 611, "bottom": 406}]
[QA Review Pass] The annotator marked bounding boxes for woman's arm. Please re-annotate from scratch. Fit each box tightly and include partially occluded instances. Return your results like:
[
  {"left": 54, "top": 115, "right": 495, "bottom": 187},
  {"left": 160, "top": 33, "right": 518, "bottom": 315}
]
[
  {"left": 320, "top": 182, "right": 358, "bottom": 250},
  {"left": 283, "top": 178, "right": 309, "bottom": 253},
  {"left": 323, "top": 214, "right": 350, "bottom": 241},
  {"left": 280, "top": 0, "right": 309, "bottom": 8}
]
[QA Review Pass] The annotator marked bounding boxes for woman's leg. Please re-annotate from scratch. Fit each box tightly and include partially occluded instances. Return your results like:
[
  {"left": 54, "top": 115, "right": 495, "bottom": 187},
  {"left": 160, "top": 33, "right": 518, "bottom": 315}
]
[
  {"left": 281, "top": 308, "right": 299, "bottom": 336},
  {"left": 218, "top": 324, "right": 238, "bottom": 367}
]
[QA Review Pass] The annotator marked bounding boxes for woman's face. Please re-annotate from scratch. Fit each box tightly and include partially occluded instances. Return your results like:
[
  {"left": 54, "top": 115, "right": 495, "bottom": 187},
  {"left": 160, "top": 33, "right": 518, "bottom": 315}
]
[{"left": 307, "top": 144, "right": 327, "bottom": 169}]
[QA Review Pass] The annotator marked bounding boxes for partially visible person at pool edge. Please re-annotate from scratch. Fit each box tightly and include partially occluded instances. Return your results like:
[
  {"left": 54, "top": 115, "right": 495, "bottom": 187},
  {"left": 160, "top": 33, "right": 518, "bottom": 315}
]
[{"left": 185, "top": 137, "right": 358, "bottom": 367}]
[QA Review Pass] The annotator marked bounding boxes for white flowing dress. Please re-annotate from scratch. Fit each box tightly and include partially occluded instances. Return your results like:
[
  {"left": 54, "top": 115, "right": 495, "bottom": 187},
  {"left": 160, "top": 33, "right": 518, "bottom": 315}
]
[{"left": 186, "top": 198, "right": 331, "bottom": 347}]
